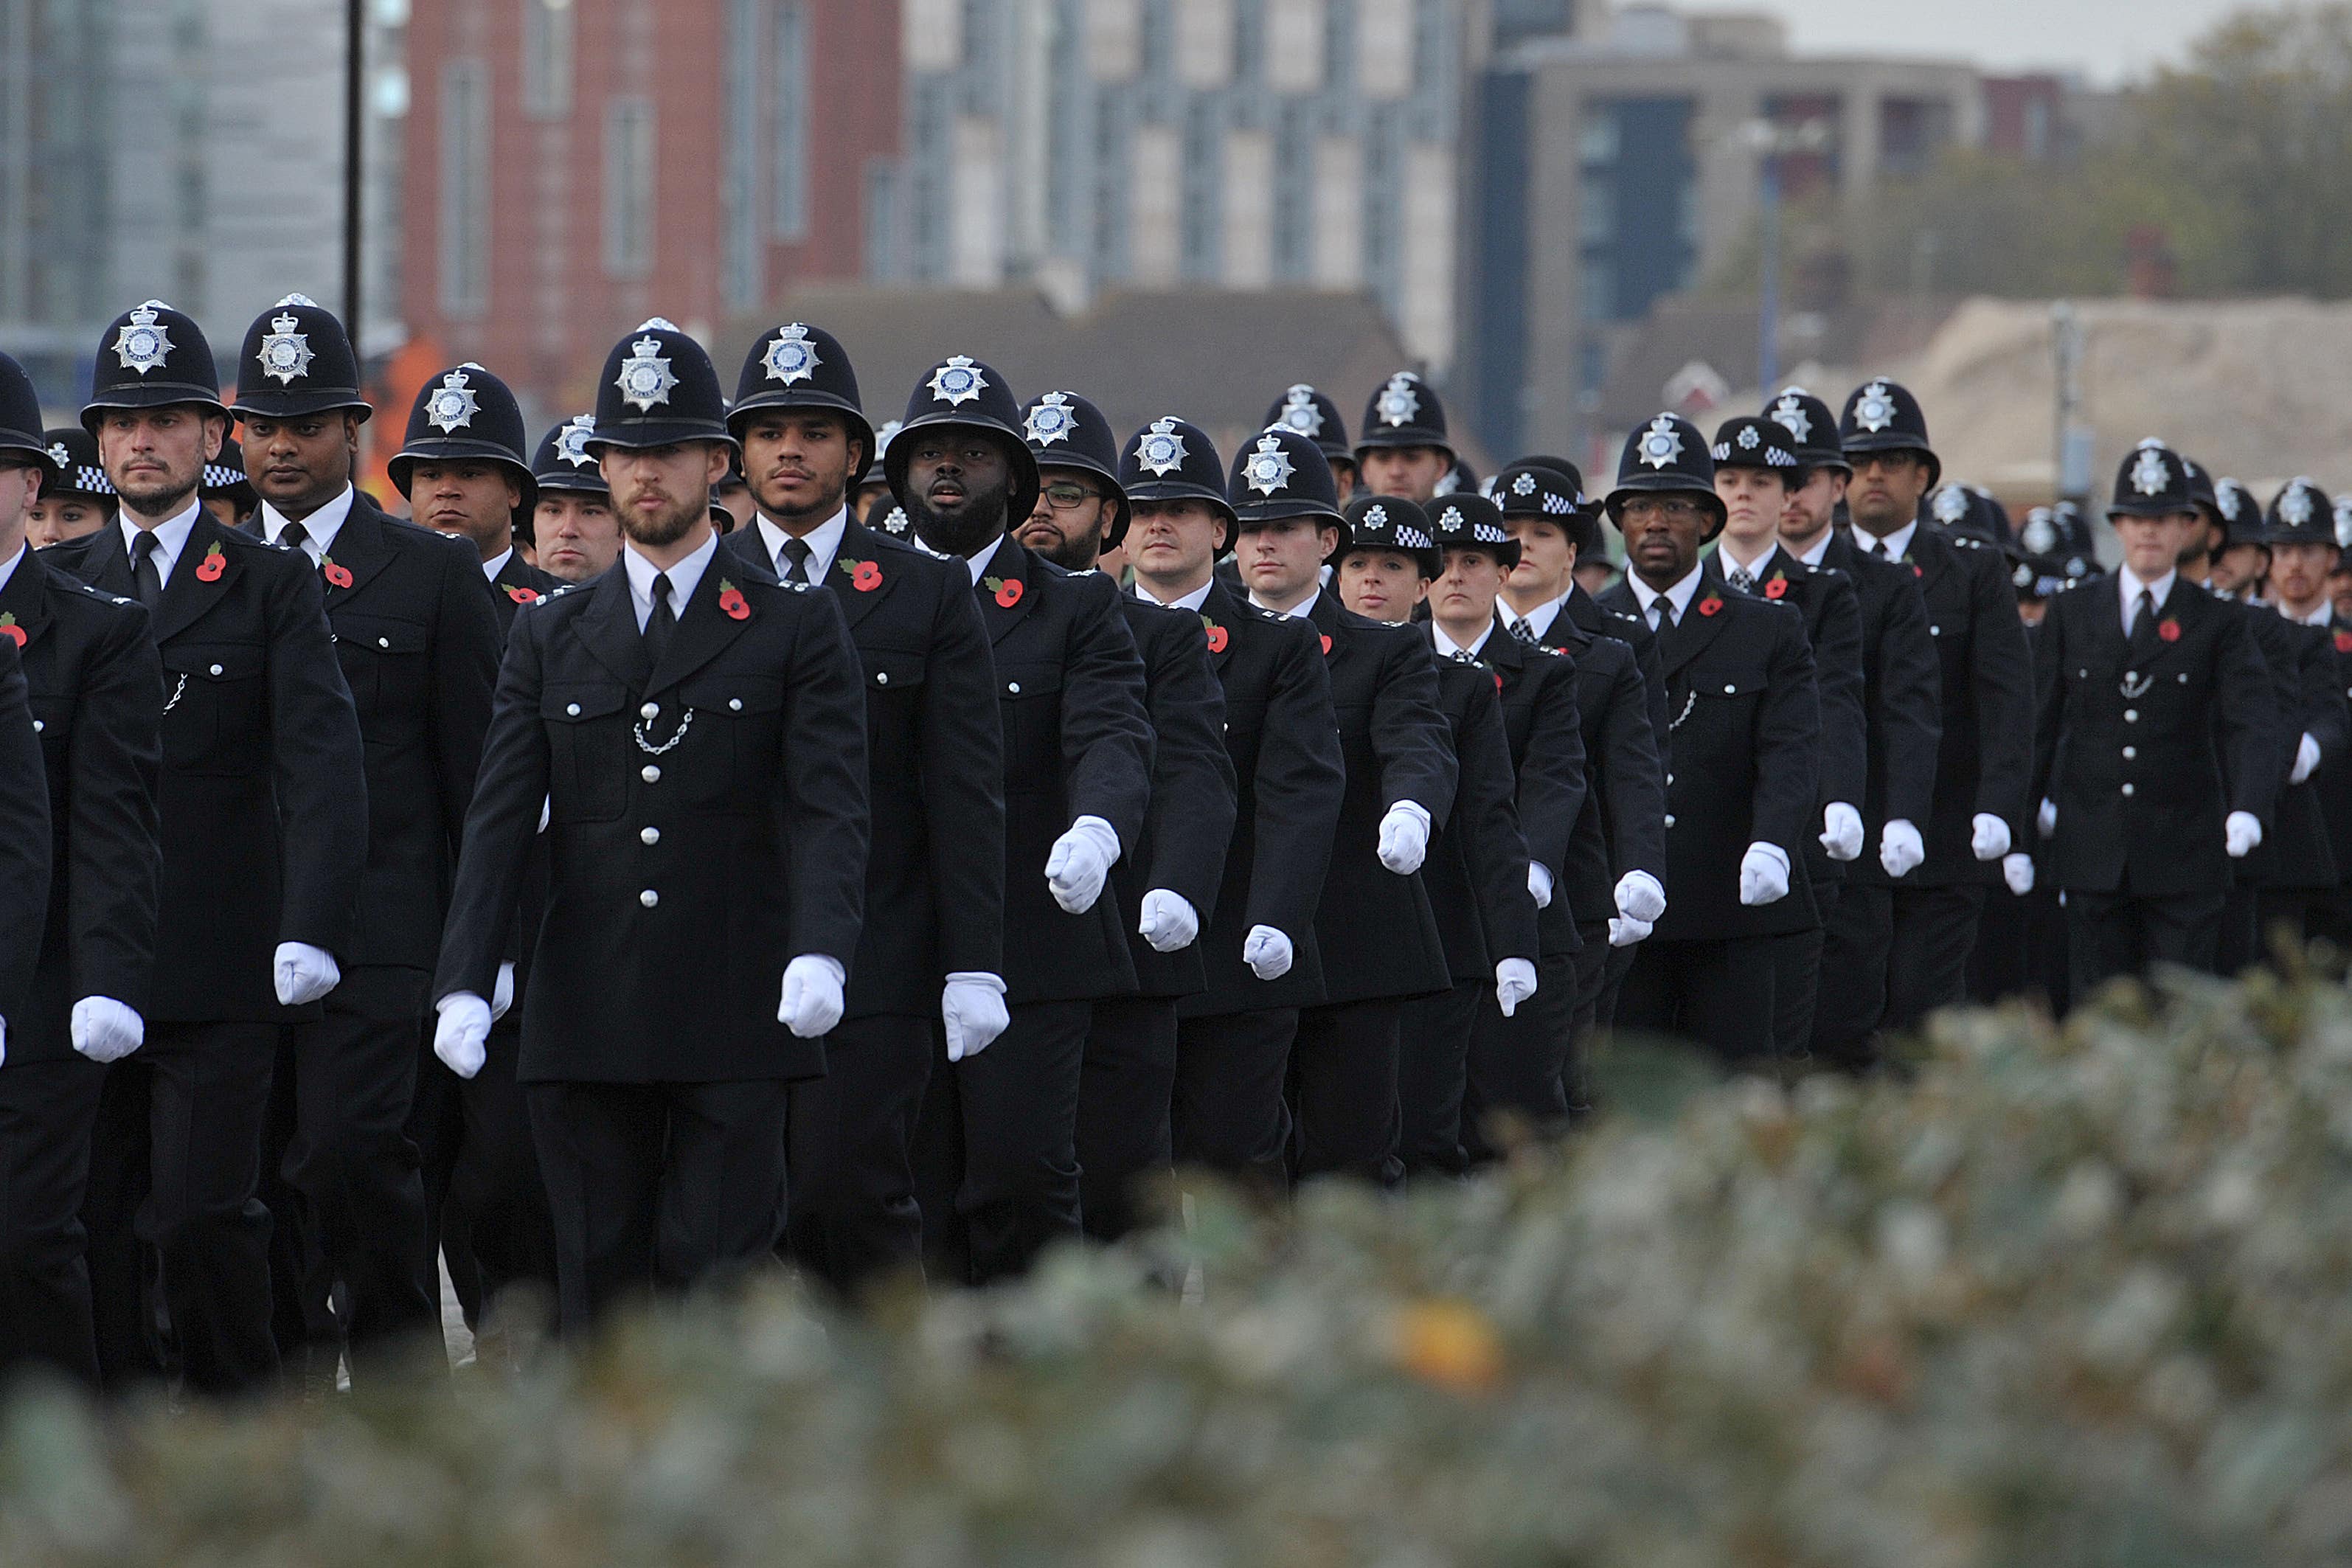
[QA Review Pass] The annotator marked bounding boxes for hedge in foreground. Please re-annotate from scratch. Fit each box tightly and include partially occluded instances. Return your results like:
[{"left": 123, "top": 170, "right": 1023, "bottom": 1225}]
[{"left": 6, "top": 970, "right": 2352, "bottom": 1567}]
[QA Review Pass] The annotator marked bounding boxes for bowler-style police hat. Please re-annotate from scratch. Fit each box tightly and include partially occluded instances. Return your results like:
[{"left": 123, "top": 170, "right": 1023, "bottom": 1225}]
[
  {"left": 1022, "top": 389, "right": 1130, "bottom": 550},
  {"left": 884, "top": 355, "right": 1041, "bottom": 528},
  {"left": 586, "top": 319, "right": 738, "bottom": 454},
  {"left": 1428, "top": 492, "right": 1521, "bottom": 572},
  {"left": 728, "top": 321, "right": 876, "bottom": 473},
  {"left": 1605, "top": 412, "right": 1726, "bottom": 540},
  {"left": 387, "top": 361, "right": 537, "bottom": 521},
  {"left": 82, "top": 299, "right": 228, "bottom": 432},
  {"left": 1492, "top": 456, "right": 1600, "bottom": 556},
  {"left": 230, "top": 294, "right": 372, "bottom": 423},
  {"left": 1355, "top": 371, "right": 1454, "bottom": 460},
  {"left": 41, "top": 427, "right": 110, "bottom": 500}
]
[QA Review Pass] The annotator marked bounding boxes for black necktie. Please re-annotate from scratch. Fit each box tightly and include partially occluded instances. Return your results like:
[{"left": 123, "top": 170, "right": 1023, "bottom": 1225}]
[
  {"left": 279, "top": 520, "right": 308, "bottom": 558},
  {"left": 131, "top": 530, "right": 164, "bottom": 609},
  {"left": 2129, "top": 587, "right": 2159, "bottom": 661},
  {"left": 645, "top": 571, "right": 677, "bottom": 668},
  {"left": 1868, "top": 539, "right": 1888, "bottom": 561},
  {"left": 779, "top": 536, "right": 812, "bottom": 585},
  {"left": 1653, "top": 597, "right": 1676, "bottom": 633}
]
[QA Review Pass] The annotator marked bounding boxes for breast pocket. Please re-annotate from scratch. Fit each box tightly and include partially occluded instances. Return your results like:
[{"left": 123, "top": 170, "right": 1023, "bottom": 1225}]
[
  {"left": 160, "top": 642, "right": 266, "bottom": 776},
  {"left": 679, "top": 675, "right": 783, "bottom": 808},
  {"left": 28, "top": 692, "right": 72, "bottom": 795},
  {"left": 861, "top": 645, "right": 929, "bottom": 698},
  {"left": 996, "top": 662, "right": 1064, "bottom": 780},
  {"left": 542, "top": 680, "right": 630, "bottom": 822},
  {"left": 331, "top": 612, "right": 429, "bottom": 721}
]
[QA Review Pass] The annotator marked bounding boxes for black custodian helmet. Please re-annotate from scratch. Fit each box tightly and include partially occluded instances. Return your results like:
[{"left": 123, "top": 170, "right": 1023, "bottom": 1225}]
[
  {"left": 728, "top": 320, "right": 875, "bottom": 472},
  {"left": 1021, "top": 389, "right": 1130, "bottom": 550},
  {"left": 586, "top": 318, "right": 738, "bottom": 454},
  {"left": 387, "top": 361, "right": 537, "bottom": 520},
  {"left": 884, "top": 355, "right": 1041, "bottom": 527},
  {"left": 230, "top": 294, "right": 372, "bottom": 423},
  {"left": 1263, "top": 383, "right": 1353, "bottom": 472},
  {"left": 1605, "top": 412, "right": 1725, "bottom": 539},
  {"left": 1356, "top": 370, "right": 1453, "bottom": 460},
  {"left": 82, "top": 299, "right": 227, "bottom": 432},
  {"left": 1837, "top": 378, "right": 1938, "bottom": 488}
]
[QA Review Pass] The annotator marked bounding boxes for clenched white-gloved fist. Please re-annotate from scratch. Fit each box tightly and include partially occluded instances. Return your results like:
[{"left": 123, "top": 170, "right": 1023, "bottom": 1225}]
[
  {"left": 1494, "top": 957, "right": 1538, "bottom": 1018},
  {"left": 1243, "top": 925, "right": 1294, "bottom": 981},
  {"left": 1879, "top": 819, "right": 1926, "bottom": 879},
  {"left": 1738, "top": 842, "right": 1791, "bottom": 907},
  {"left": 1971, "top": 813, "right": 2012, "bottom": 861},
  {"left": 70, "top": 996, "right": 145, "bottom": 1064},
  {"left": 273, "top": 942, "right": 341, "bottom": 1007},
  {"left": 2292, "top": 732, "right": 2322, "bottom": 785},
  {"left": 1819, "top": 802, "right": 1864, "bottom": 862},
  {"left": 1608, "top": 915, "right": 1653, "bottom": 948},
  {"left": 434, "top": 993, "right": 492, "bottom": 1080},
  {"left": 1044, "top": 815, "right": 1121, "bottom": 914},
  {"left": 2225, "top": 811, "right": 2263, "bottom": 860},
  {"left": 1613, "top": 870, "right": 1666, "bottom": 925},
  {"left": 1376, "top": 801, "right": 1432, "bottom": 876},
  {"left": 1137, "top": 889, "right": 1199, "bottom": 953},
  {"left": 490, "top": 961, "right": 516, "bottom": 1021},
  {"left": 1527, "top": 861, "right": 1554, "bottom": 909},
  {"left": 942, "top": 972, "right": 1010, "bottom": 1063},
  {"left": 2037, "top": 797, "right": 2058, "bottom": 839},
  {"left": 2002, "top": 853, "right": 2036, "bottom": 896},
  {"left": 777, "top": 954, "right": 847, "bottom": 1038}
]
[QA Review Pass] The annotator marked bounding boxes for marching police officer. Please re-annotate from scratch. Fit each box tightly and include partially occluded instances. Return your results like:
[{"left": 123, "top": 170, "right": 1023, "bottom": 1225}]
[
  {"left": 1600, "top": 413, "right": 1819, "bottom": 1065},
  {"left": 1236, "top": 426, "right": 1457, "bottom": 1182},
  {"left": 1263, "top": 384, "right": 1358, "bottom": 506},
  {"left": 2272, "top": 482, "right": 2352, "bottom": 950},
  {"left": 2210, "top": 478, "right": 2271, "bottom": 600},
  {"left": 887, "top": 355, "right": 1152, "bottom": 1282},
  {"left": 718, "top": 322, "right": 1007, "bottom": 1294},
  {"left": 26, "top": 427, "right": 114, "bottom": 549},
  {"left": 1123, "top": 417, "right": 1345, "bottom": 1192},
  {"left": 532, "top": 415, "right": 623, "bottom": 586},
  {"left": 1834, "top": 379, "right": 2026, "bottom": 1044},
  {"left": 1017, "top": 390, "right": 1234, "bottom": 1241},
  {"left": 390, "top": 361, "right": 562, "bottom": 617},
  {"left": 228, "top": 299, "right": 504, "bottom": 1380},
  {"left": 434, "top": 319, "right": 870, "bottom": 1330},
  {"left": 1354, "top": 371, "right": 1456, "bottom": 506},
  {"left": 2033, "top": 441, "right": 2275, "bottom": 999},
  {"left": 58, "top": 299, "right": 367, "bottom": 1395},
  {"left": 0, "top": 353, "right": 145, "bottom": 1391}
]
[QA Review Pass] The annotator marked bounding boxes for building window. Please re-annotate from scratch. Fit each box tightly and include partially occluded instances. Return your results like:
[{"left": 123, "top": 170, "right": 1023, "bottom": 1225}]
[
  {"left": 1578, "top": 178, "right": 1612, "bottom": 245},
  {"left": 1047, "top": 0, "right": 1089, "bottom": 252},
  {"left": 521, "top": 0, "right": 573, "bottom": 120},
  {"left": 724, "top": 0, "right": 762, "bottom": 309},
  {"left": 1361, "top": 102, "right": 1401, "bottom": 313},
  {"left": 1091, "top": 90, "right": 1130, "bottom": 280},
  {"left": 1272, "top": 97, "right": 1314, "bottom": 281},
  {"left": 1180, "top": 96, "right": 1221, "bottom": 280},
  {"left": 864, "top": 157, "right": 903, "bottom": 282},
  {"left": 908, "top": 76, "right": 951, "bottom": 282},
  {"left": 438, "top": 58, "right": 490, "bottom": 315},
  {"left": 1578, "top": 258, "right": 1612, "bottom": 323},
  {"left": 773, "top": 0, "right": 811, "bottom": 240},
  {"left": 603, "top": 97, "right": 656, "bottom": 280}
]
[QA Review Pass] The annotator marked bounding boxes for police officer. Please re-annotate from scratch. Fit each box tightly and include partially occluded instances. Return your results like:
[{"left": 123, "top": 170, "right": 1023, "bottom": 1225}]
[
  {"left": 1263, "top": 384, "right": 1359, "bottom": 506},
  {"left": 887, "top": 355, "right": 1152, "bottom": 1282},
  {"left": 1600, "top": 413, "right": 1819, "bottom": 1066},
  {"left": 199, "top": 436, "right": 260, "bottom": 532},
  {"left": 1235, "top": 426, "right": 1457, "bottom": 1182},
  {"left": 228, "top": 298, "right": 504, "bottom": 1380},
  {"left": 58, "top": 299, "right": 367, "bottom": 1395},
  {"left": 717, "top": 322, "right": 1007, "bottom": 1294},
  {"left": 2210, "top": 479, "right": 2271, "bottom": 600},
  {"left": 26, "top": 428, "right": 114, "bottom": 549},
  {"left": 1354, "top": 371, "right": 1456, "bottom": 505},
  {"left": 389, "top": 361, "right": 561, "bottom": 615},
  {"left": 1711, "top": 414, "right": 1866, "bottom": 1057},
  {"left": 532, "top": 415, "right": 623, "bottom": 586},
  {"left": 0, "top": 353, "right": 147, "bottom": 1391},
  {"left": 2032, "top": 440, "right": 2275, "bottom": 999},
  {"left": 853, "top": 419, "right": 901, "bottom": 527},
  {"left": 1016, "top": 390, "right": 1234, "bottom": 1241},
  {"left": 434, "top": 319, "right": 870, "bottom": 1331},
  {"left": 1835, "top": 379, "right": 2027, "bottom": 1044},
  {"left": 1123, "top": 417, "right": 1345, "bottom": 1193}
]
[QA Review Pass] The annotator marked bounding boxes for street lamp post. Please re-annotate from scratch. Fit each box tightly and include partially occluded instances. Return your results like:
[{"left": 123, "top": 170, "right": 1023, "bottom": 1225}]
[{"left": 1739, "top": 117, "right": 1831, "bottom": 398}]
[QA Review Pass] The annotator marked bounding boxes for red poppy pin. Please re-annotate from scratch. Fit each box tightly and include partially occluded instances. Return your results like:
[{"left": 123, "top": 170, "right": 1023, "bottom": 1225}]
[
  {"left": 194, "top": 542, "right": 226, "bottom": 583},
  {"left": 842, "top": 558, "right": 883, "bottom": 593},
  {"left": 504, "top": 583, "right": 537, "bottom": 604},
  {"left": 1763, "top": 574, "right": 1789, "bottom": 600},
  {"left": 718, "top": 579, "right": 751, "bottom": 620},
  {"left": 0, "top": 612, "right": 22, "bottom": 648},
  {"left": 1494, "top": 670, "right": 1504, "bottom": 693},
  {"left": 1320, "top": 634, "right": 1333, "bottom": 656},
  {"left": 322, "top": 555, "right": 353, "bottom": 589},
  {"left": 2157, "top": 617, "right": 2181, "bottom": 643},
  {"left": 2336, "top": 629, "right": 2352, "bottom": 655},
  {"left": 1912, "top": 563, "right": 1924, "bottom": 579},
  {"left": 1698, "top": 594, "right": 1725, "bottom": 618},
  {"left": 1199, "top": 614, "right": 1228, "bottom": 654},
  {"left": 984, "top": 575, "right": 1023, "bottom": 608}
]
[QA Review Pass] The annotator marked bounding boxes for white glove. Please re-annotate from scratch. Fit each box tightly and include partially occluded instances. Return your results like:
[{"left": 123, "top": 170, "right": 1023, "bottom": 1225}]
[
  {"left": 434, "top": 993, "right": 493, "bottom": 1080},
  {"left": 1738, "top": 842, "right": 1791, "bottom": 906},
  {"left": 273, "top": 941, "right": 341, "bottom": 1007},
  {"left": 2226, "top": 811, "right": 2263, "bottom": 859},
  {"left": 490, "top": 961, "right": 516, "bottom": 1021},
  {"left": 538, "top": 795, "right": 551, "bottom": 834},
  {"left": 1243, "top": 924, "right": 1294, "bottom": 981},
  {"left": 1494, "top": 957, "right": 1538, "bottom": 1018},
  {"left": 2002, "top": 853, "right": 2036, "bottom": 896},
  {"left": 1527, "top": 861, "right": 1554, "bottom": 909},
  {"left": 942, "top": 971, "right": 1010, "bottom": 1063},
  {"left": 1819, "top": 802, "right": 1864, "bottom": 862},
  {"left": 2293, "top": 732, "right": 2322, "bottom": 785},
  {"left": 1376, "top": 800, "right": 1432, "bottom": 876},
  {"left": 2037, "top": 797, "right": 2058, "bottom": 839},
  {"left": 1613, "top": 869, "right": 1667, "bottom": 924},
  {"left": 1137, "top": 889, "right": 1199, "bottom": 954},
  {"left": 778, "top": 954, "right": 847, "bottom": 1038},
  {"left": 70, "top": 996, "right": 145, "bottom": 1064},
  {"left": 1971, "top": 813, "right": 2012, "bottom": 861},
  {"left": 1879, "top": 819, "right": 1926, "bottom": 878},
  {"left": 1044, "top": 815, "right": 1121, "bottom": 915},
  {"left": 1608, "top": 915, "right": 1653, "bottom": 947}
]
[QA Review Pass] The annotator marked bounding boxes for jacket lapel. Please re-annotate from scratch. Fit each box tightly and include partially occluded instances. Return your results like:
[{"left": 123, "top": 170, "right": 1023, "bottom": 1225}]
[
  {"left": 150, "top": 514, "right": 243, "bottom": 645},
  {"left": 575, "top": 563, "right": 653, "bottom": 691},
  {"left": 646, "top": 557, "right": 754, "bottom": 695},
  {"left": 1308, "top": 587, "right": 1344, "bottom": 662},
  {"left": 976, "top": 535, "right": 1035, "bottom": 645},
  {"left": 0, "top": 547, "right": 52, "bottom": 651},
  {"left": 75, "top": 519, "right": 136, "bottom": 601},
  {"left": 1197, "top": 581, "right": 1243, "bottom": 674},
  {"left": 825, "top": 520, "right": 900, "bottom": 632},
  {"left": 1657, "top": 562, "right": 1730, "bottom": 681},
  {"left": 315, "top": 496, "right": 398, "bottom": 603}
]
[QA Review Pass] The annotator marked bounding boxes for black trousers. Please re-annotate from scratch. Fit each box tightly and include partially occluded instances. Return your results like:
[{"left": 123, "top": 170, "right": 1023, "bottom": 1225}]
[
  {"left": 268, "top": 965, "right": 437, "bottom": 1379},
  {"left": 1289, "top": 997, "right": 1404, "bottom": 1187},
  {"left": 912, "top": 999, "right": 1087, "bottom": 1286},
  {"left": 1170, "top": 1007, "right": 1298, "bottom": 1193},
  {"left": 2066, "top": 887, "right": 2227, "bottom": 1005},
  {"left": 785, "top": 1012, "right": 932, "bottom": 1296},
  {"left": 1769, "top": 881, "right": 1834, "bottom": 1061},
  {"left": 1462, "top": 951, "right": 1577, "bottom": 1165},
  {"left": 1564, "top": 924, "right": 1611, "bottom": 1114},
  {"left": 83, "top": 1019, "right": 280, "bottom": 1398},
  {"left": 529, "top": 1078, "right": 791, "bottom": 1335},
  {"left": 2216, "top": 883, "right": 2263, "bottom": 978},
  {"left": 0, "top": 1055, "right": 107, "bottom": 1390},
  {"left": 1617, "top": 937, "right": 1780, "bottom": 1068},
  {"left": 1887, "top": 884, "right": 1986, "bottom": 1035},
  {"left": 1397, "top": 980, "right": 1484, "bottom": 1178},
  {"left": 1813, "top": 883, "right": 1890, "bottom": 1069},
  {"left": 1078, "top": 995, "right": 1179, "bottom": 1242},
  {"left": 412, "top": 1016, "right": 555, "bottom": 1334}
]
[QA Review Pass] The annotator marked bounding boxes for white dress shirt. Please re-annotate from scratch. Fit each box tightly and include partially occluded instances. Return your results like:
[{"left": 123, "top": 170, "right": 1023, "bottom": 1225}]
[
  {"left": 1137, "top": 577, "right": 1214, "bottom": 612},
  {"left": 0, "top": 541, "right": 23, "bottom": 596},
  {"left": 622, "top": 530, "right": 720, "bottom": 634},
  {"left": 756, "top": 507, "right": 847, "bottom": 584},
  {"left": 1501, "top": 589, "right": 1570, "bottom": 642},
  {"left": 2286, "top": 601, "right": 2334, "bottom": 628},
  {"left": 1249, "top": 583, "right": 1321, "bottom": 620},
  {"left": 1626, "top": 565, "right": 1704, "bottom": 631},
  {"left": 1432, "top": 620, "right": 1494, "bottom": 661},
  {"left": 2117, "top": 564, "right": 2176, "bottom": 636},
  {"left": 1852, "top": 520, "right": 1916, "bottom": 563},
  {"left": 259, "top": 484, "right": 355, "bottom": 563},
  {"left": 482, "top": 546, "right": 513, "bottom": 581},
  {"left": 1718, "top": 536, "right": 1779, "bottom": 583},
  {"left": 1791, "top": 532, "right": 1833, "bottom": 567},
  {"left": 119, "top": 496, "right": 203, "bottom": 586},
  {"left": 963, "top": 537, "right": 1007, "bottom": 587}
]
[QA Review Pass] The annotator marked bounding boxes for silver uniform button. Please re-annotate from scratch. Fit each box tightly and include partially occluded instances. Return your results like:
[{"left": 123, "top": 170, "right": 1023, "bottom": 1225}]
[
  {"left": 641, "top": 702, "right": 659, "bottom": 720},
  {"left": 1929, "top": 625, "right": 1940, "bottom": 636},
  {"left": 639, "top": 889, "right": 659, "bottom": 908},
  {"left": 1007, "top": 681, "right": 1021, "bottom": 694},
  {"left": 875, "top": 672, "right": 889, "bottom": 686},
  {"left": 641, "top": 764, "right": 661, "bottom": 783},
  {"left": 1665, "top": 814, "right": 1677, "bottom": 828},
  {"left": 2121, "top": 783, "right": 2135, "bottom": 797},
  {"left": 566, "top": 703, "right": 581, "bottom": 716},
  {"left": 1723, "top": 684, "right": 1735, "bottom": 694},
  {"left": 729, "top": 698, "right": 743, "bottom": 711},
  {"left": 2124, "top": 710, "right": 2138, "bottom": 724},
  {"left": 378, "top": 636, "right": 390, "bottom": 649},
  {"left": 31, "top": 720, "right": 42, "bottom": 733},
  {"left": 209, "top": 663, "right": 224, "bottom": 676},
  {"left": 640, "top": 826, "right": 659, "bottom": 845},
  {"left": 2123, "top": 746, "right": 2137, "bottom": 760}
]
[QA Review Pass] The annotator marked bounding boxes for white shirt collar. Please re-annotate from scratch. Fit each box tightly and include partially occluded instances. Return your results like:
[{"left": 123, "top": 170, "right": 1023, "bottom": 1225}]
[
  {"left": 2119, "top": 563, "right": 2176, "bottom": 627},
  {"left": 963, "top": 535, "right": 1007, "bottom": 587},
  {"left": 1791, "top": 531, "right": 1833, "bottom": 567},
  {"left": 0, "top": 541, "right": 24, "bottom": 596},
  {"left": 1502, "top": 589, "right": 1569, "bottom": 640},
  {"left": 1137, "top": 577, "right": 1214, "bottom": 612},
  {"left": 482, "top": 545, "right": 513, "bottom": 581},
  {"left": 622, "top": 530, "right": 721, "bottom": 633},
  {"left": 2297, "top": 602, "right": 2335, "bottom": 627},
  {"left": 259, "top": 483, "right": 355, "bottom": 563},
  {"left": 119, "top": 496, "right": 203, "bottom": 584},
  {"left": 1628, "top": 564, "right": 1704, "bottom": 623},
  {"left": 1249, "top": 583, "right": 1320, "bottom": 620},
  {"left": 1855, "top": 519, "right": 1916, "bottom": 561},
  {"left": 757, "top": 507, "right": 848, "bottom": 583},
  {"left": 1718, "top": 535, "right": 1780, "bottom": 578},
  {"left": 1432, "top": 620, "right": 1492, "bottom": 660}
]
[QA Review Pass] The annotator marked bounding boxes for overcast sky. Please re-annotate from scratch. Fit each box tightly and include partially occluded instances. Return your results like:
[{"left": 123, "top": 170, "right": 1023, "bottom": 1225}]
[{"left": 1739, "top": 0, "right": 2252, "bottom": 84}]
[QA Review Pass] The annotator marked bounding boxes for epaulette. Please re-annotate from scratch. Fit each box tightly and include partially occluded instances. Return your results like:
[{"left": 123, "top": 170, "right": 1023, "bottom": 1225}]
[
  {"left": 1254, "top": 607, "right": 1288, "bottom": 623},
  {"left": 1949, "top": 533, "right": 1985, "bottom": 549},
  {"left": 71, "top": 580, "right": 131, "bottom": 606},
  {"left": 1609, "top": 608, "right": 1642, "bottom": 625},
  {"left": 539, "top": 582, "right": 583, "bottom": 602}
]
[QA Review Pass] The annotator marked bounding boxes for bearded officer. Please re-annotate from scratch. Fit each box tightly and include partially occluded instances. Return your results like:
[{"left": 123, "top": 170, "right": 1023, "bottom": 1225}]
[
  {"left": 1353, "top": 371, "right": 1457, "bottom": 506},
  {"left": 1123, "top": 417, "right": 1345, "bottom": 1193},
  {"left": 1017, "top": 390, "right": 1233, "bottom": 1241},
  {"left": 717, "top": 322, "right": 1006, "bottom": 1295},
  {"left": 1600, "top": 414, "right": 1819, "bottom": 1065},
  {"left": 391, "top": 361, "right": 562, "bottom": 619},
  {"left": 887, "top": 355, "right": 1151, "bottom": 1282},
  {"left": 56, "top": 300, "right": 367, "bottom": 1396},
  {"left": 1263, "top": 384, "right": 1359, "bottom": 506},
  {"left": 0, "top": 353, "right": 143, "bottom": 1392}
]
